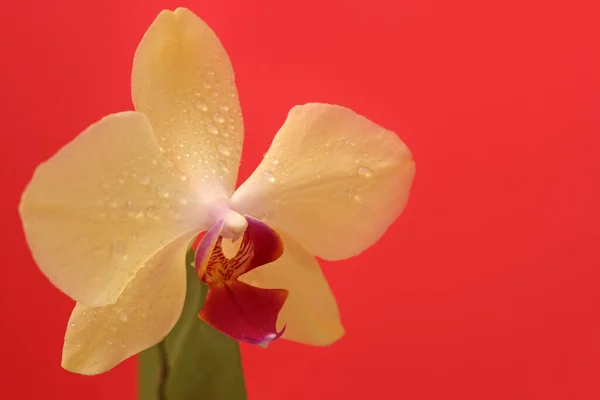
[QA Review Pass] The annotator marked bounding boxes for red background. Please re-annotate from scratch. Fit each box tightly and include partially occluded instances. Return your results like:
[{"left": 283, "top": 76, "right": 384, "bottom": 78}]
[{"left": 1, "top": 0, "right": 599, "bottom": 399}]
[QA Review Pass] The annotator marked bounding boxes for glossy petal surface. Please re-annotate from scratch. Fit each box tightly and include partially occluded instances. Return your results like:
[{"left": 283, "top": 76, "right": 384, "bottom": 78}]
[
  {"left": 62, "top": 232, "right": 195, "bottom": 375},
  {"left": 240, "top": 230, "right": 344, "bottom": 346},
  {"left": 19, "top": 112, "right": 200, "bottom": 306},
  {"left": 231, "top": 103, "right": 415, "bottom": 260},
  {"left": 195, "top": 216, "right": 287, "bottom": 345},
  {"left": 132, "top": 7, "right": 244, "bottom": 200}
]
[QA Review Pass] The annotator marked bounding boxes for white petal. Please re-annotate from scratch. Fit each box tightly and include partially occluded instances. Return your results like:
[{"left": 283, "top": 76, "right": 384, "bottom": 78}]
[
  {"left": 62, "top": 232, "right": 195, "bottom": 375},
  {"left": 132, "top": 8, "right": 244, "bottom": 200},
  {"left": 231, "top": 103, "right": 415, "bottom": 260},
  {"left": 20, "top": 112, "right": 202, "bottom": 306}
]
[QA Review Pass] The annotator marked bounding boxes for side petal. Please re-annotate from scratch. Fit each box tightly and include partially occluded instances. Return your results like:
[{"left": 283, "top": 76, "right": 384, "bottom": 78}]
[
  {"left": 62, "top": 233, "right": 195, "bottom": 375},
  {"left": 19, "top": 111, "right": 201, "bottom": 306},
  {"left": 231, "top": 103, "right": 415, "bottom": 260},
  {"left": 132, "top": 7, "right": 244, "bottom": 198},
  {"left": 239, "top": 231, "right": 344, "bottom": 346}
]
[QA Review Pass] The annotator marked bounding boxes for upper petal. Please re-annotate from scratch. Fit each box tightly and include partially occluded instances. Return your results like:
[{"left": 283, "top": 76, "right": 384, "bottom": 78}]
[
  {"left": 62, "top": 232, "right": 195, "bottom": 375},
  {"left": 19, "top": 112, "right": 201, "bottom": 306},
  {"left": 239, "top": 230, "right": 344, "bottom": 346},
  {"left": 230, "top": 103, "right": 415, "bottom": 260},
  {"left": 132, "top": 7, "right": 244, "bottom": 199}
]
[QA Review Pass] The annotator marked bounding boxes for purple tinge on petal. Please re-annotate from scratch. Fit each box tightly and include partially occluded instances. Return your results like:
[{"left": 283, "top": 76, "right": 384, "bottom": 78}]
[
  {"left": 199, "top": 280, "right": 288, "bottom": 346},
  {"left": 194, "top": 219, "right": 224, "bottom": 277},
  {"left": 195, "top": 215, "right": 284, "bottom": 284},
  {"left": 194, "top": 215, "right": 287, "bottom": 345}
]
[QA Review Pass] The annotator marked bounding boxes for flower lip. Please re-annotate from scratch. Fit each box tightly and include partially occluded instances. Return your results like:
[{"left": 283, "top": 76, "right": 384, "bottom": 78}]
[{"left": 194, "top": 215, "right": 288, "bottom": 345}]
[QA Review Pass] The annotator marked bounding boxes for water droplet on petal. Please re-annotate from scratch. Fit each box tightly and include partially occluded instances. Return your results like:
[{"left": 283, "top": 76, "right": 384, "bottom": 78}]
[
  {"left": 207, "top": 124, "right": 219, "bottom": 135},
  {"left": 139, "top": 174, "right": 150, "bottom": 185},
  {"left": 178, "top": 171, "right": 188, "bottom": 181},
  {"left": 218, "top": 160, "right": 229, "bottom": 174},
  {"left": 220, "top": 103, "right": 229, "bottom": 112},
  {"left": 212, "top": 112, "right": 225, "bottom": 124},
  {"left": 217, "top": 144, "right": 230, "bottom": 156},
  {"left": 155, "top": 185, "right": 169, "bottom": 198},
  {"left": 124, "top": 200, "right": 138, "bottom": 217},
  {"left": 353, "top": 194, "right": 363, "bottom": 203},
  {"left": 146, "top": 206, "right": 157, "bottom": 219},
  {"left": 111, "top": 240, "right": 127, "bottom": 260},
  {"left": 175, "top": 191, "right": 188, "bottom": 205},
  {"left": 194, "top": 99, "right": 208, "bottom": 112},
  {"left": 357, "top": 166, "right": 373, "bottom": 178},
  {"left": 264, "top": 171, "right": 276, "bottom": 183}
]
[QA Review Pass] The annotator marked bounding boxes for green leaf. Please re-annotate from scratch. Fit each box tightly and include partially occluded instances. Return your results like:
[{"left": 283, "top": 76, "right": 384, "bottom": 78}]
[{"left": 139, "top": 248, "right": 247, "bottom": 400}]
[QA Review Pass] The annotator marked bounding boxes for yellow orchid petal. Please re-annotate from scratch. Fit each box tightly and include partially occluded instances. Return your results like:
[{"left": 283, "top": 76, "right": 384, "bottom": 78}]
[
  {"left": 62, "top": 233, "right": 194, "bottom": 375},
  {"left": 132, "top": 7, "right": 243, "bottom": 198},
  {"left": 19, "top": 112, "right": 200, "bottom": 306},
  {"left": 231, "top": 103, "right": 415, "bottom": 260},
  {"left": 239, "top": 231, "right": 344, "bottom": 346}
]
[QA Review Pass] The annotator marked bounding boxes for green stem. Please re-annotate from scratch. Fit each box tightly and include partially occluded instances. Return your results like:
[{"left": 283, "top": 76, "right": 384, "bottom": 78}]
[
  {"left": 157, "top": 340, "right": 169, "bottom": 400},
  {"left": 139, "top": 249, "right": 247, "bottom": 400}
]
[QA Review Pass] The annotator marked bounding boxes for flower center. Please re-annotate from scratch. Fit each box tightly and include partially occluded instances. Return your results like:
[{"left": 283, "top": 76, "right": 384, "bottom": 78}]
[{"left": 220, "top": 209, "right": 247, "bottom": 241}]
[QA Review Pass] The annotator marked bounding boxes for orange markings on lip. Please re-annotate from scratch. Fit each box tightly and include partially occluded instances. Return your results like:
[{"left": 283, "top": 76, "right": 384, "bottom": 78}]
[{"left": 194, "top": 215, "right": 288, "bottom": 345}]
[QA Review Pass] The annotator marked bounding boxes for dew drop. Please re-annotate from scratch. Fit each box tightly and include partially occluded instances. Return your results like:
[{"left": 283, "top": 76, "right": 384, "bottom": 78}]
[
  {"left": 146, "top": 206, "right": 157, "bottom": 219},
  {"left": 124, "top": 200, "right": 138, "bottom": 217},
  {"left": 207, "top": 124, "right": 219, "bottom": 135},
  {"left": 212, "top": 112, "right": 225, "bottom": 124},
  {"left": 155, "top": 185, "right": 169, "bottom": 198},
  {"left": 139, "top": 173, "right": 150, "bottom": 185},
  {"left": 194, "top": 99, "right": 208, "bottom": 112},
  {"left": 219, "top": 103, "right": 229, "bottom": 112},
  {"left": 264, "top": 171, "right": 276, "bottom": 184},
  {"left": 175, "top": 191, "right": 189, "bottom": 205},
  {"left": 111, "top": 240, "right": 127, "bottom": 260},
  {"left": 218, "top": 160, "right": 229, "bottom": 173},
  {"left": 217, "top": 144, "right": 230, "bottom": 156},
  {"left": 353, "top": 194, "right": 363, "bottom": 203},
  {"left": 357, "top": 166, "right": 373, "bottom": 178},
  {"left": 178, "top": 171, "right": 188, "bottom": 181},
  {"left": 203, "top": 82, "right": 211, "bottom": 89}
]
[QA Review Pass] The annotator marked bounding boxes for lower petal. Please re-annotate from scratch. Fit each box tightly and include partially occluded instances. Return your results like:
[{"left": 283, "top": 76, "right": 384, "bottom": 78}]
[
  {"left": 199, "top": 280, "right": 288, "bottom": 346},
  {"left": 62, "top": 232, "right": 195, "bottom": 375},
  {"left": 239, "top": 230, "right": 344, "bottom": 346}
]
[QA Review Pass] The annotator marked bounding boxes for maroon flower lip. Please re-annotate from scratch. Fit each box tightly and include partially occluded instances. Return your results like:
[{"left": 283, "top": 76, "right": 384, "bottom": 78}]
[{"left": 195, "top": 215, "right": 288, "bottom": 346}]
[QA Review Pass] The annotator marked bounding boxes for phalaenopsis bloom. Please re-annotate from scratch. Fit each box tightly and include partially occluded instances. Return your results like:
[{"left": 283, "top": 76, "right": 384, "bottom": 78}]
[{"left": 19, "top": 8, "right": 415, "bottom": 375}]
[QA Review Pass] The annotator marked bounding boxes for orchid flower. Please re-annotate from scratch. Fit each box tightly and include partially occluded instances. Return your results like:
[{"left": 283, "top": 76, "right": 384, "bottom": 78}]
[{"left": 19, "top": 8, "right": 415, "bottom": 375}]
